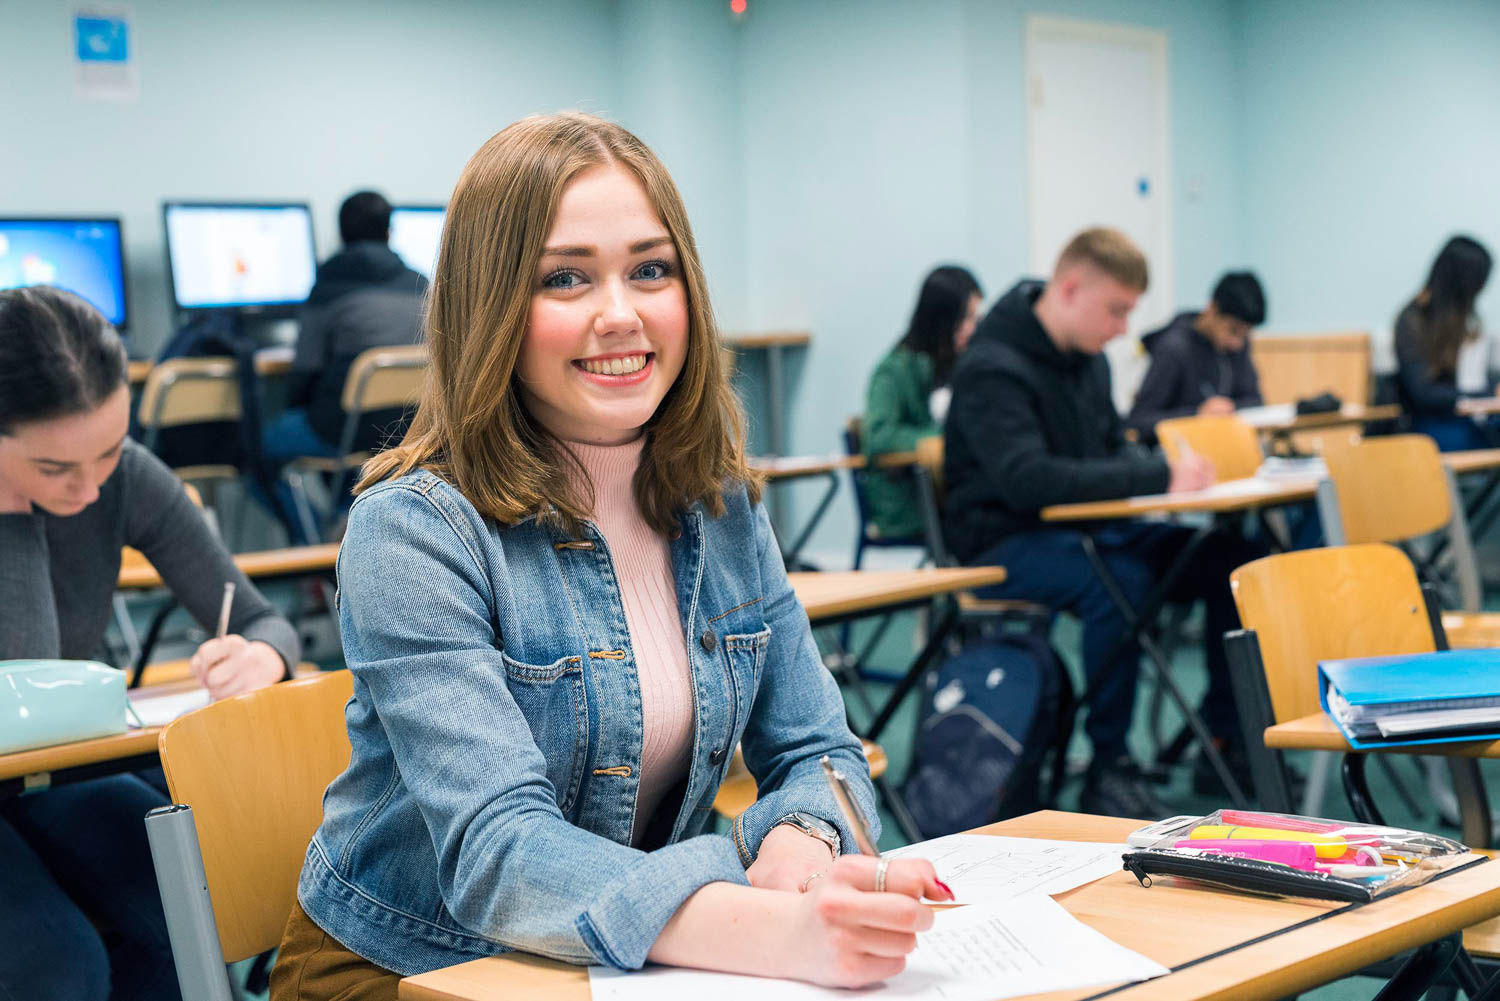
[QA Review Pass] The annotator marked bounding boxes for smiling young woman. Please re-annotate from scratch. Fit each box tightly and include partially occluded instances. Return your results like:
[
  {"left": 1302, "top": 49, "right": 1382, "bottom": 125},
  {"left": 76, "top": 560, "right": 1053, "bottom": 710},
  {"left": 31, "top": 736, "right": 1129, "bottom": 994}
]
[{"left": 269, "top": 114, "right": 950, "bottom": 1001}]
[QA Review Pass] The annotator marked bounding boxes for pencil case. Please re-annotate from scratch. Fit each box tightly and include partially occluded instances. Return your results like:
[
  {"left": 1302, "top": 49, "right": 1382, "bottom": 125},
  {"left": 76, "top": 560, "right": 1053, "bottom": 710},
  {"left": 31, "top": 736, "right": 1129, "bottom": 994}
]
[
  {"left": 1121, "top": 809, "right": 1471, "bottom": 903},
  {"left": 0, "top": 660, "right": 128, "bottom": 755}
]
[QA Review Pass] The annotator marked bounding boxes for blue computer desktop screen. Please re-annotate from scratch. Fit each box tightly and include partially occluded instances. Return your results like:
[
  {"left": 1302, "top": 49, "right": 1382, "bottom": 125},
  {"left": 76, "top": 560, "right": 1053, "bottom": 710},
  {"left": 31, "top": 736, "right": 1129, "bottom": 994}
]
[
  {"left": 0, "top": 219, "right": 126, "bottom": 327},
  {"left": 389, "top": 206, "right": 444, "bottom": 280},
  {"left": 164, "top": 203, "right": 316, "bottom": 310}
]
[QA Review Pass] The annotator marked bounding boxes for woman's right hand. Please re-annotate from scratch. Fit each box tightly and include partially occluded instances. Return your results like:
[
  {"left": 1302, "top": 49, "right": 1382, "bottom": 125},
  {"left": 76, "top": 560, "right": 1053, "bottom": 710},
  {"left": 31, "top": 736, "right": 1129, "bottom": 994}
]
[{"left": 781, "top": 855, "right": 951, "bottom": 988}]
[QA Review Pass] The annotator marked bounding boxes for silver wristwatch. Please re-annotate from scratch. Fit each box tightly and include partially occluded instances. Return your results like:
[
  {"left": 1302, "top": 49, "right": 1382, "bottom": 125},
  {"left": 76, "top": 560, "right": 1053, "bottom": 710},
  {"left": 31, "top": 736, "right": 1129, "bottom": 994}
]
[{"left": 772, "top": 811, "right": 841, "bottom": 857}]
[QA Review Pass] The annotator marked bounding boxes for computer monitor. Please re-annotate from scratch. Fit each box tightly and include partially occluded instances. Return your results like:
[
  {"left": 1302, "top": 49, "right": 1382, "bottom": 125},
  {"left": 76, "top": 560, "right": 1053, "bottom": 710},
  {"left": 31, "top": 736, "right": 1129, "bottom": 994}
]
[
  {"left": 388, "top": 205, "right": 445, "bottom": 280},
  {"left": 0, "top": 217, "right": 128, "bottom": 329},
  {"left": 162, "top": 202, "right": 317, "bottom": 313}
]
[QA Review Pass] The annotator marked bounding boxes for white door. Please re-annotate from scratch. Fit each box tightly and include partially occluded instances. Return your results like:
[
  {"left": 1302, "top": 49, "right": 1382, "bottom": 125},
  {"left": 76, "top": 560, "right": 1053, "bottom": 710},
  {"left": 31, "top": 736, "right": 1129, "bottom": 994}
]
[{"left": 1026, "top": 15, "right": 1172, "bottom": 411}]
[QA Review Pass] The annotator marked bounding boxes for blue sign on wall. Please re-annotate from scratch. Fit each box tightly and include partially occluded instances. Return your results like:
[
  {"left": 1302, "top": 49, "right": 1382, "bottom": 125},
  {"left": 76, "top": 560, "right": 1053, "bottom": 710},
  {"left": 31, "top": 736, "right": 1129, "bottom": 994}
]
[{"left": 75, "top": 14, "right": 130, "bottom": 64}]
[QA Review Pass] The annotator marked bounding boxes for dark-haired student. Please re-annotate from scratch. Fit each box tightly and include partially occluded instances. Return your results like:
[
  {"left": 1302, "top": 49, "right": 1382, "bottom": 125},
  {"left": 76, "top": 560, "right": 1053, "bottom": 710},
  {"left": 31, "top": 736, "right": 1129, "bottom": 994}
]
[
  {"left": 862, "top": 265, "right": 982, "bottom": 539},
  {"left": 1127, "top": 271, "right": 1267, "bottom": 441},
  {"left": 259, "top": 189, "right": 429, "bottom": 541},
  {"left": 1395, "top": 235, "right": 1497, "bottom": 452},
  {"left": 0, "top": 286, "right": 299, "bottom": 1000},
  {"left": 944, "top": 228, "right": 1264, "bottom": 817}
]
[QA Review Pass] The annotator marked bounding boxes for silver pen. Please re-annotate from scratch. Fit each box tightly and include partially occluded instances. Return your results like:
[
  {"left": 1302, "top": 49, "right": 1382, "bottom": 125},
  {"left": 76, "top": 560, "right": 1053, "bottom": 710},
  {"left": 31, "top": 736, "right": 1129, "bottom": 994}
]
[{"left": 820, "top": 754, "right": 879, "bottom": 856}]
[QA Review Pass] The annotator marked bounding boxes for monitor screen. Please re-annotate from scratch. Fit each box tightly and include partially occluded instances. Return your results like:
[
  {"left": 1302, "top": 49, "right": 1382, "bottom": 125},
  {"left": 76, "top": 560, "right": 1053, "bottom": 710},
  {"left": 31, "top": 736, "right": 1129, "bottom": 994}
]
[
  {"left": 0, "top": 218, "right": 127, "bottom": 328},
  {"left": 389, "top": 205, "right": 444, "bottom": 280},
  {"left": 163, "top": 202, "right": 316, "bottom": 310}
]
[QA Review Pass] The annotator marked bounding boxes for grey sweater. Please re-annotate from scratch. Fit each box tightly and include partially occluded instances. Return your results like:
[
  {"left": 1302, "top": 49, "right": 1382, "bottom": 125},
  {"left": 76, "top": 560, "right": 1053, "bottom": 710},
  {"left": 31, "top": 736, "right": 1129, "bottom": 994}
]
[{"left": 0, "top": 439, "right": 299, "bottom": 668}]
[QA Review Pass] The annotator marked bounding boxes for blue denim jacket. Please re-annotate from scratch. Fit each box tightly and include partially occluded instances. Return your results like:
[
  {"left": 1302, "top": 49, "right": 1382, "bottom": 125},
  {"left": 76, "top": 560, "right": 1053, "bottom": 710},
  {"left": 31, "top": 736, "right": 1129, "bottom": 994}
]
[{"left": 297, "top": 469, "right": 878, "bottom": 976}]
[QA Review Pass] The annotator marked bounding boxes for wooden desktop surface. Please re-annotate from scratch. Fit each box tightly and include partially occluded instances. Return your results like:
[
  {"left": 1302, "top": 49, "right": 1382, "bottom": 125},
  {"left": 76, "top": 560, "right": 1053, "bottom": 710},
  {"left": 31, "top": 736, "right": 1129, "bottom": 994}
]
[
  {"left": 1041, "top": 448, "right": 1500, "bottom": 523},
  {"left": 1266, "top": 712, "right": 1500, "bottom": 758},
  {"left": 399, "top": 810, "right": 1500, "bottom": 1001},
  {"left": 722, "top": 331, "right": 811, "bottom": 350},
  {"left": 1259, "top": 403, "right": 1398, "bottom": 433},
  {"left": 117, "top": 542, "right": 341, "bottom": 590},
  {"left": 750, "top": 450, "right": 921, "bottom": 481},
  {"left": 789, "top": 568, "right": 1006, "bottom": 622}
]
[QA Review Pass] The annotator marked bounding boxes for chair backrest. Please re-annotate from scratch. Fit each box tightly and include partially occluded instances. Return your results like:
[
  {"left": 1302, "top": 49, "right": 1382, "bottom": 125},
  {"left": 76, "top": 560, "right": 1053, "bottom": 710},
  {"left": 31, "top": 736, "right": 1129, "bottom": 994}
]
[
  {"left": 340, "top": 344, "right": 427, "bottom": 415},
  {"left": 157, "top": 669, "right": 353, "bottom": 962},
  {"left": 137, "top": 357, "right": 242, "bottom": 431},
  {"left": 1230, "top": 544, "right": 1434, "bottom": 725},
  {"left": 1250, "top": 331, "right": 1372, "bottom": 405},
  {"left": 1323, "top": 434, "right": 1451, "bottom": 544},
  {"left": 1156, "top": 414, "right": 1263, "bottom": 481}
]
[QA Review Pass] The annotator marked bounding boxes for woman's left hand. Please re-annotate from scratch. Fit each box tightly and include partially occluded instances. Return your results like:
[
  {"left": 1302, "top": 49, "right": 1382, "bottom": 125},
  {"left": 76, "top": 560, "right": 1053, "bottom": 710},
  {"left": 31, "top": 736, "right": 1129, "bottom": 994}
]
[
  {"left": 746, "top": 823, "right": 838, "bottom": 892},
  {"left": 189, "top": 635, "right": 286, "bottom": 700}
]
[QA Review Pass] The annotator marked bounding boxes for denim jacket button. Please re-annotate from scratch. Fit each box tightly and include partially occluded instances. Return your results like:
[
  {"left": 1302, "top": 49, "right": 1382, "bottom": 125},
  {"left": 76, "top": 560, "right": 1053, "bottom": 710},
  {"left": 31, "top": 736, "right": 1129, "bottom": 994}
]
[
  {"left": 709, "top": 747, "right": 726, "bottom": 765},
  {"left": 700, "top": 630, "right": 717, "bottom": 652}
]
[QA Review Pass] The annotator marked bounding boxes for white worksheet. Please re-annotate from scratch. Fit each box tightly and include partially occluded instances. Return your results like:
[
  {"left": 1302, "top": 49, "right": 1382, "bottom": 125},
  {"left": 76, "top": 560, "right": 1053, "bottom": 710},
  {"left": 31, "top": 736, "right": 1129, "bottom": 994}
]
[
  {"left": 128, "top": 687, "right": 210, "bottom": 728},
  {"left": 587, "top": 895, "right": 1168, "bottom": 1001},
  {"left": 882, "top": 835, "right": 1126, "bottom": 904}
]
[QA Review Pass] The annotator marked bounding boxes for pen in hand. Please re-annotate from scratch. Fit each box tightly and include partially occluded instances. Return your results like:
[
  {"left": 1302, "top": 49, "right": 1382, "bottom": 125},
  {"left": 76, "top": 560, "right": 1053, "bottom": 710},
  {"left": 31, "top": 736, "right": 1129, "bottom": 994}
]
[{"left": 215, "top": 581, "right": 235, "bottom": 640}]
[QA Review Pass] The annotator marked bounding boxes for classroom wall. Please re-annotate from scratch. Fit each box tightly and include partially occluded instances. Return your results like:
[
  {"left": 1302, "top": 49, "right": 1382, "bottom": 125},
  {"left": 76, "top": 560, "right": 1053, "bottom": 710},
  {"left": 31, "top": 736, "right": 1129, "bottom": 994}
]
[
  {"left": 1234, "top": 0, "right": 1500, "bottom": 367},
  {"left": 3, "top": 0, "right": 622, "bottom": 351},
  {"left": 737, "top": 0, "right": 1244, "bottom": 559}
]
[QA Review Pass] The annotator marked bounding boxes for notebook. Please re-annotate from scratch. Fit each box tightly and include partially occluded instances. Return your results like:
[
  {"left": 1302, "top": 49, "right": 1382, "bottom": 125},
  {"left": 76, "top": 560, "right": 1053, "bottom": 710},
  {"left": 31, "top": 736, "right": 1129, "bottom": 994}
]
[{"left": 1319, "top": 649, "right": 1500, "bottom": 748}]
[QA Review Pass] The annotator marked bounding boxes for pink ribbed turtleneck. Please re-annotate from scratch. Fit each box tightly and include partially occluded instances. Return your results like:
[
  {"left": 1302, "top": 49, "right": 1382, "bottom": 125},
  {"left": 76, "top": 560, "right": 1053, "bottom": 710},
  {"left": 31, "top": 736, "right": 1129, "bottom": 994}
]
[{"left": 567, "top": 436, "right": 694, "bottom": 846}]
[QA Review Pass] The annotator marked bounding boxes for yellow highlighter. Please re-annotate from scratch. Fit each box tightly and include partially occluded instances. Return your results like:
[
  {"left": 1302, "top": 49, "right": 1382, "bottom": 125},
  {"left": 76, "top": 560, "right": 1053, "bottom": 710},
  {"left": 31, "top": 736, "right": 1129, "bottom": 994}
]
[{"left": 1189, "top": 825, "right": 1347, "bottom": 859}]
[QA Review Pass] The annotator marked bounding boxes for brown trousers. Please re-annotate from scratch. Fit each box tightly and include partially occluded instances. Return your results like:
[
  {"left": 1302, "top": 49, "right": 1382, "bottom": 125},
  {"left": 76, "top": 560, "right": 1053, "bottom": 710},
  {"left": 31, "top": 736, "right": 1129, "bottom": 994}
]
[{"left": 269, "top": 900, "right": 401, "bottom": 1001}]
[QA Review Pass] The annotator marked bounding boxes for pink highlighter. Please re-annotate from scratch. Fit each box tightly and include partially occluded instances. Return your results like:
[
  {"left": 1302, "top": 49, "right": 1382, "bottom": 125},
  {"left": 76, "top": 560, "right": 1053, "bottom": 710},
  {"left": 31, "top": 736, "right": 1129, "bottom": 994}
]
[{"left": 1173, "top": 838, "right": 1318, "bottom": 870}]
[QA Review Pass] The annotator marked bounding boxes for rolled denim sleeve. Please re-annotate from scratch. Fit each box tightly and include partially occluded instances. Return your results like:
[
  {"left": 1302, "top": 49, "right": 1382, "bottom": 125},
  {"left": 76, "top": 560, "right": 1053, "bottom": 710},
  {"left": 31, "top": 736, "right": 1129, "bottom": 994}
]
[
  {"left": 731, "top": 499, "right": 880, "bottom": 864},
  {"left": 337, "top": 486, "right": 747, "bottom": 969}
]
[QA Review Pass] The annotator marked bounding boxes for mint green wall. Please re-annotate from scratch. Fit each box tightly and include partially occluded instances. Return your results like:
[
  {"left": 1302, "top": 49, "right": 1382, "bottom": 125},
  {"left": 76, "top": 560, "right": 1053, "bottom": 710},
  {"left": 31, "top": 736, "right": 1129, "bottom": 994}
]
[
  {"left": 1234, "top": 0, "right": 1500, "bottom": 366},
  {"left": 3, "top": 0, "right": 620, "bottom": 350}
]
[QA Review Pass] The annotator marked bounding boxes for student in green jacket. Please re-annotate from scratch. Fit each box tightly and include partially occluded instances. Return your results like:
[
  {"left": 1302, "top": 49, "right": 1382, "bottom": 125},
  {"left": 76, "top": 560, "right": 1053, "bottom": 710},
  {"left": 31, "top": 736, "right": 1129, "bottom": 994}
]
[{"left": 861, "top": 265, "right": 982, "bottom": 540}]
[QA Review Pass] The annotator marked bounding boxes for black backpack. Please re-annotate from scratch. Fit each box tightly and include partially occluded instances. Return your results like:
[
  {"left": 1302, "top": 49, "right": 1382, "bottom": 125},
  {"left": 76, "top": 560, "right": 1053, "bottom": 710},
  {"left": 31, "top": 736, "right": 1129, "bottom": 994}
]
[{"left": 899, "top": 630, "right": 1076, "bottom": 838}]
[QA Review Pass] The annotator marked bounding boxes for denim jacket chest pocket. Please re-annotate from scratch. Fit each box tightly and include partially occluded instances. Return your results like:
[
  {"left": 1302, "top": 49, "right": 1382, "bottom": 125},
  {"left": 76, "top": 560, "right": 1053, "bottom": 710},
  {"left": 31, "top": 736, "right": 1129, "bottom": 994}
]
[
  {"left": 707, "top": 598, "right": 772, "bottom": 757},
  {"left": 499, "top": 650, "right": 589, "bottom": 814}
]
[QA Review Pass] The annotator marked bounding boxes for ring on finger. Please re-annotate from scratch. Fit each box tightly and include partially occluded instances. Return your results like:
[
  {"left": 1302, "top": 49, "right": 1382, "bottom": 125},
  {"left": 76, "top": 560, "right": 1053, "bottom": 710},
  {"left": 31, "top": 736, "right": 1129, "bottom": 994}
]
[
  {"left": 800, "top": 870, "right": 827, "bottom": 893},
  {"left": 874, "top": 857, "right": 889, "bottom": 893}
]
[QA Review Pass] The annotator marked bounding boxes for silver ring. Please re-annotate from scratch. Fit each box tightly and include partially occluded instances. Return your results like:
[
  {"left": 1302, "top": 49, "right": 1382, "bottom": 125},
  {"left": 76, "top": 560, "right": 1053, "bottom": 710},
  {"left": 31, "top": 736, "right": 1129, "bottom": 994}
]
[
  {"left": 874, "top": 857, "right": 889, "bottom": 893},
  {"left": 800, "top": 870, "right": 826, "bottom": 893}
]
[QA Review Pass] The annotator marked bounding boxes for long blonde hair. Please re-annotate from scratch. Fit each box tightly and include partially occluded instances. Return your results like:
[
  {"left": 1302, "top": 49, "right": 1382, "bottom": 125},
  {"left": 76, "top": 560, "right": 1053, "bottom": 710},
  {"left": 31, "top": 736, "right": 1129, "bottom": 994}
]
[{"left": 360, "top": 112, "right": 760, "bottom": 534}]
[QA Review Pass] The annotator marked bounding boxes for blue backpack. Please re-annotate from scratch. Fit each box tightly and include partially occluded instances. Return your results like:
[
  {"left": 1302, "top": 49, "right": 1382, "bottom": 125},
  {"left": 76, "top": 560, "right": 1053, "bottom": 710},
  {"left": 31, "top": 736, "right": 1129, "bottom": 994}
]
[{"left": 899, "top": 631, "right": 1075, "bottom": 838}]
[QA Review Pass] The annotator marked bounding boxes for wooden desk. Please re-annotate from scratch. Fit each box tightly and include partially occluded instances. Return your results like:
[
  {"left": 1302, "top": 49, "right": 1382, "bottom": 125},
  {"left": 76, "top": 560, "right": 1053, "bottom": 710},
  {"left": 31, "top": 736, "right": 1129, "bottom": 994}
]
[
  {"left": 789, "top": 567, "right": 1006, "bottom": 624},
  {"left": 117, "top": 542, "right": 340, "bottom": 591},
  {"left": 400, "top": 810, "right": 1500, "bottom": 1001},
  {"left": 1446, "top": 448, "right": 1500, "bottom": 477},
  {"left": 1237, "top": 402, "right": 1399, "bottom": 434},
  {"left": 1041, "top": 475, "right": 1321, "bottom": 522}
]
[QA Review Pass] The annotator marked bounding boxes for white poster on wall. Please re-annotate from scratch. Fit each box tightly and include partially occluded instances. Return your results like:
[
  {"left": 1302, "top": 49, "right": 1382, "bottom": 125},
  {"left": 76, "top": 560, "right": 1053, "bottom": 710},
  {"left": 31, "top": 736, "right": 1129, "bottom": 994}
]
[{"left": 74, "top": 7, "right": 138, "bottom": 101}]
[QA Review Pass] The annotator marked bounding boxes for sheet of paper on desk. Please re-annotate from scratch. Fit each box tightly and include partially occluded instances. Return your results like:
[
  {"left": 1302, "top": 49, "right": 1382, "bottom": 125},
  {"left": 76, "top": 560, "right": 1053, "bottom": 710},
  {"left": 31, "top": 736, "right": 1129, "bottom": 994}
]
[
  {"left": 128, "top": 688, "right": 210, "bottom": 728},
  {"left": 882, "top": 835, "right": 1125, "bottom": 904},
  {"left": 587, "top": 895, "right": 1167, "bottom": 1001}
]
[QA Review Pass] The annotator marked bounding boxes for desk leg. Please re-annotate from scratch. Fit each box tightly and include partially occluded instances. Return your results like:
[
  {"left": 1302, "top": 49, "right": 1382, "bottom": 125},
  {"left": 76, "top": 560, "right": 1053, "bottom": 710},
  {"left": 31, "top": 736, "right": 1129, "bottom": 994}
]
[
  {"left": 1371, "top": 932, "right": 1461, "bottom": 1001},
  {"left": 1080, "top": 528, "right": 1250, "bottom": 807},
  {"left": 1448, "top": 758, "right": 1494, "bottom": 849},
  {"left": 1341, "top": 753, "right": 1386, "bottom": 826},
  {"left": 780, "top": 471, "right": 840, "bottom": 570}
]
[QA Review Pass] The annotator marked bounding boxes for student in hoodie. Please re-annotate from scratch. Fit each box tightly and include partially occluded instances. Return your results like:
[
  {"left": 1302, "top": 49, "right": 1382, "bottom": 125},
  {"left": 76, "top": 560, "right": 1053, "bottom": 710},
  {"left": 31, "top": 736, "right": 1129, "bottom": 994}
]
[
  {"left": 259, "top": 190, "right": 429, "bottom": 540},
  {"left": 944, "top": 228, "right": 1263, "bottom": 815},
  {"left": 1127, "top": 271, "right": 1266, "bottom": 442}
]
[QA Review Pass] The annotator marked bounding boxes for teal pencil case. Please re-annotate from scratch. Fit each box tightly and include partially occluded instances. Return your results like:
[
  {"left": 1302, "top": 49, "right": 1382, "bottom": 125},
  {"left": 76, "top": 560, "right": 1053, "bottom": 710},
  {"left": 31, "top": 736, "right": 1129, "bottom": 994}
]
[{"left": 0, "top": 660, "right": 128, "bottom": 755}]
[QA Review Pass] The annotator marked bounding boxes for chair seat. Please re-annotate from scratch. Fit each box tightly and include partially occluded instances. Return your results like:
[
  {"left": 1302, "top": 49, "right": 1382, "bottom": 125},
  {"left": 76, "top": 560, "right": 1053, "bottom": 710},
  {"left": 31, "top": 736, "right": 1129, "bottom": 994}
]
[
  {"left": 1442, "top": 611, "right": 1500, "bottom": 649},
  {"left": 712, "top": 739, "right": 887, "bottom": 820},
  {"left": 957, "top": 592, "right": 1050, "bottom": 618}
]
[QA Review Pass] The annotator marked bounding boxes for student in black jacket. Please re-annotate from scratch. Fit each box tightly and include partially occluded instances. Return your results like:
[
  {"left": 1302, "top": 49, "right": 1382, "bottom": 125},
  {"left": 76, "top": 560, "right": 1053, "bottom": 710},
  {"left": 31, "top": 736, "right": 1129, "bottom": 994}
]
[
  {"left": 1394, "top": 235, "right": 1496, "bottom": 452},
  {"left": 1128, "top": 272, "right": 1266, "bottom": 441},
  {"left": 944, "top": 228, "right": 1263, "bottom": 816}
]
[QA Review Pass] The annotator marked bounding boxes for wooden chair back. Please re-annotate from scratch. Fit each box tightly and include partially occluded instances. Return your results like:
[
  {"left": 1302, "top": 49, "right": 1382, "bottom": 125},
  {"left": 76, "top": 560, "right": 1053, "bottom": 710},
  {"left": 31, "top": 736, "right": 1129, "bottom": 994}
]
[
  {"left": 340, "top": 344, "right": 427, "bottom": 415},
  {"left": 1156, "top": 415, "right": 1263, "bottom": 481},
  {"left": 1230, "top": 544, "right": 1434, "bottom": 725},
  {"left": 1251, "top": 331, "right": 1372, "bottom": 405},
  {"left": 137, "top": 357, "right": 242, "bottom": 430},
  {"left": 1323, "top": 434, "right": 1452, "bottom": 544},
  {"left": 914, "top": 433, "right": 945, "bottom": 495},
  {"left": 157, "top": 670, "right": 353, "bottom": 962}
]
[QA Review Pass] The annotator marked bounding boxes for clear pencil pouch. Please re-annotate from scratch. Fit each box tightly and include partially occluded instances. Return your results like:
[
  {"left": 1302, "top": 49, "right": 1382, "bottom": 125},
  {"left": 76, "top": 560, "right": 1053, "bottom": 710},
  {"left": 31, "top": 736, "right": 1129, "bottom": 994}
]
[
  {"left": 1121, "top": 809, "right": 1473, "bottom": 903},
  {"left": 0, "top": 660, "right": 127, "bottom": 754}
]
